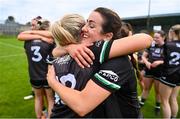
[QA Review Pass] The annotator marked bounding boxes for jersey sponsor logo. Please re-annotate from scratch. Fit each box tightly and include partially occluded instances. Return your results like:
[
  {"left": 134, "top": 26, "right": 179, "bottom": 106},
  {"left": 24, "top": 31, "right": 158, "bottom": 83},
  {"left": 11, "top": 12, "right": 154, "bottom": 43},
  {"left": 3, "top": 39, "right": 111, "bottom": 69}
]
[
  {"left": 152, "top": 52, "right": 161, "bottom": 58},
  {"left": 54, "top": 55, "right": 71, "bottom": 65},
  {"left": 99, "top": 70, "right": 119, "bottom": 82},
  {"left": 94, "top": 73, "right": 121, "bottom": 90}
]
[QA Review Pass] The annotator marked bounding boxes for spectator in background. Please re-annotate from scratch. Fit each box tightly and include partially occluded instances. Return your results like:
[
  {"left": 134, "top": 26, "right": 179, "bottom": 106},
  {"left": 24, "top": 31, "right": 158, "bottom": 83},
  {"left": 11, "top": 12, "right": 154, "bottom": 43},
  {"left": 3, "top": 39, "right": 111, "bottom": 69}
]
[
  {"left": 17, "top": 19, "right": 55, "bottom": 119},
  {"left": 139, "top": 30, "right": 166, "bottom": 116},
  {"left": 159, "top": 24, "right": 180, "bottom": 118}
]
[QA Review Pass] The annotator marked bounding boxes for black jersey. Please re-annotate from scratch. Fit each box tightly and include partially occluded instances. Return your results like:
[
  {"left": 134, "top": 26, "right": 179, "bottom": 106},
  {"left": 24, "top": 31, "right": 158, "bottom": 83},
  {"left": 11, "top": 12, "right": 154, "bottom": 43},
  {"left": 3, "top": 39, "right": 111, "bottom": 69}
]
[
  {"left": 24, "top": 39, "right": 55, "bottom": 81},
  {"left": 51, "top": 40, "right": 113, "bottom": 118},
  {"left": 92, "top": 42, "right": 140, "bottom": 118},
  {"left": 51, "top": 40, "right": 140, "bottom": 118},
  {"left": 163, "top": 40, "right": 180, "bottom": 75},
  {"left": 146, "top": 41, "right": 164, "bottom": 63}
]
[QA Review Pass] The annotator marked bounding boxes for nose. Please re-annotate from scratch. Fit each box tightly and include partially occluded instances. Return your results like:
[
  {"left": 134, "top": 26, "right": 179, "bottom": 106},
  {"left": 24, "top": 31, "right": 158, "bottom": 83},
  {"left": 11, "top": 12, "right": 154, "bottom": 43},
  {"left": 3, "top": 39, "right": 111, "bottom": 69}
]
[{"left": 81, "top": 23, "right": 87, "bottom": 32}]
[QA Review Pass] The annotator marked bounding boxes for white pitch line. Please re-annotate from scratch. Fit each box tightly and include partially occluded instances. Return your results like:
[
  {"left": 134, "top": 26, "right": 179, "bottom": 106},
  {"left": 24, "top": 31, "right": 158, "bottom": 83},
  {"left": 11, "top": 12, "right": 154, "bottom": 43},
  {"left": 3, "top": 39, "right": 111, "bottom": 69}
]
[
  {"left": 0, "top": 54, "right": 25, "bottom": 59},
  {"left": 0, "top": 41, "right": 23, "bottom": 50}
]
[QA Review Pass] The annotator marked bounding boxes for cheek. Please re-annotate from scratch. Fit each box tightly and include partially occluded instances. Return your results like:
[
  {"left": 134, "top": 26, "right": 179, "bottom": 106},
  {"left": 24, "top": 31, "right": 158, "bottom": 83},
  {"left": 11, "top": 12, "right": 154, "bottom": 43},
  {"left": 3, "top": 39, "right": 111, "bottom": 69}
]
[{"left": 91, "top": 34, "right": 103, "bottom": 42}]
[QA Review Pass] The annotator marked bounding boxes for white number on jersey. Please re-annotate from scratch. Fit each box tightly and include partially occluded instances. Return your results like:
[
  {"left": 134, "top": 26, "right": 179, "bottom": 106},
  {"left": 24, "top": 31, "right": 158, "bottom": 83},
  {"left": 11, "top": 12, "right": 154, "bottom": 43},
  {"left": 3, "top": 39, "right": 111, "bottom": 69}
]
[
  {"left": 55, "top": 74, "right": 77, "bottom": 105},
  {"left": 31, "top": 46, "right": 42, "bottom": 62},
  {"left": 169, "top": 52, "right": 180, "bottom": 65}
]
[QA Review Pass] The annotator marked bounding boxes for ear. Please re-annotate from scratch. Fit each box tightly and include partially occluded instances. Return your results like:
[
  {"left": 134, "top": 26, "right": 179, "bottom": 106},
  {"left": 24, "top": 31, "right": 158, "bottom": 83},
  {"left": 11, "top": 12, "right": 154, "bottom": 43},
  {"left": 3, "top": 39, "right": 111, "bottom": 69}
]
[{"left": 105, "top": 32, "right": 113, "bottom": 40}]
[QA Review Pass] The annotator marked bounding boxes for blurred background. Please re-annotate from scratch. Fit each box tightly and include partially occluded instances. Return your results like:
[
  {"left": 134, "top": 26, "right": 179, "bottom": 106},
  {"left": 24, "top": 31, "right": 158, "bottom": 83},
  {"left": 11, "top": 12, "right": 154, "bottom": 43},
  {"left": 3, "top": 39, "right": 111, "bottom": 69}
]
[{"left": 0, "top": 0, "right": 180, "bottom": 35}]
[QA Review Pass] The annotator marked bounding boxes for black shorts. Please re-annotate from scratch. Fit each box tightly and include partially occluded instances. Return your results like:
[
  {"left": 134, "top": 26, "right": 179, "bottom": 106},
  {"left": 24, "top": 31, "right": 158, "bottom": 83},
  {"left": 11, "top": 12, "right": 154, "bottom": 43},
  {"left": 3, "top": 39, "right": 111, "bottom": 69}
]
[
  {"left": 159, "top": 72, "right": 180, "bottom": 87},
  {"left": 144, "top": 65, "right": 163, "bottom": 80},
  {"left": 30, "top": 79, "right": 50, "bottom": 89}
]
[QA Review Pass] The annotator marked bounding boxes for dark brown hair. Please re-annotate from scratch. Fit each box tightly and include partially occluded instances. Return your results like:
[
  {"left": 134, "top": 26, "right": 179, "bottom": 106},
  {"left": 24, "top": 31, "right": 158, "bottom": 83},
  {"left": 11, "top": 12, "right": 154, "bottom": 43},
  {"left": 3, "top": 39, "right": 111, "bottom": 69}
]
[
  {"left": 121, "top": 22, "right": 133, "bottom": 37},
  {"left": 94, "top": 7, "right": 122, "bottom": 40}
]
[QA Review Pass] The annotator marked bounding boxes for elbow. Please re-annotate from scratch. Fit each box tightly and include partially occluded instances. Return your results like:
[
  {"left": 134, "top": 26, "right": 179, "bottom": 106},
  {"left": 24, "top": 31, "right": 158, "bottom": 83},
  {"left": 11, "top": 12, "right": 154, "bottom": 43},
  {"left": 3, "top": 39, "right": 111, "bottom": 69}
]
[
  {"left": 70, "top": 103, "right": 90, "bottom": 117},
  {"left": 79, "top": 112, "right": 87, "bottom": 117},
  {"left": 76, "top": 107, "right": 89, "bottom": 117},
  {"left": 17, "top": 34, "right": 23, "bottom": 41},
  {"left": 144, "top": 33, "right": 153, "bottom": 47}
]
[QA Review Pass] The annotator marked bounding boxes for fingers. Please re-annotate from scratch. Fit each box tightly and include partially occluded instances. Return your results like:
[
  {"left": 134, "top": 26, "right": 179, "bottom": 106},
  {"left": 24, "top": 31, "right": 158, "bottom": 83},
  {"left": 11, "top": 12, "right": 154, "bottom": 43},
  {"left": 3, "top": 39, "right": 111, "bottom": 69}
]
[
  {"left": 77, "top": 53, "right": 91, "bottom": 68},
  {"left": 47, "top": 66, "right": 55, "bottom": 78},
  {"left": 74, "top": 57, "right": 85, "bottom": 69},
  {"left": 75, "top": 46, "right": 95, "bottom": 68},
  {"left": 84, "top": 47, "right": 95, "bottom": 60},
  {"left": 67, "top": 43, "right": 95, "bottom": 68},
  {"left": 80, "top": 48, "right": 93, "bottom": 65}
]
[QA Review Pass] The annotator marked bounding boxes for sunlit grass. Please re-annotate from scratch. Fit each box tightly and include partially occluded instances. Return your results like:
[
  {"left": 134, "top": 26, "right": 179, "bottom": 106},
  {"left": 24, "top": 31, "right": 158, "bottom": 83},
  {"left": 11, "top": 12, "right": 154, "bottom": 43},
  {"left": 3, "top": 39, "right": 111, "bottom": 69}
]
[{"left": 0, "top": 35, "right": 179, "bottom": 118}]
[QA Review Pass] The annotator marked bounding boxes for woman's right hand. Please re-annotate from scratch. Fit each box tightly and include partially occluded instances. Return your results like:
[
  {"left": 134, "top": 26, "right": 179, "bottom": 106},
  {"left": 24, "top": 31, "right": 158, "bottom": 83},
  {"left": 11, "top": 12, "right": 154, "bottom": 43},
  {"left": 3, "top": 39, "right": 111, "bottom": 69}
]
[{"left": 65, "top": 43, "right": 95, "bottom": 68}]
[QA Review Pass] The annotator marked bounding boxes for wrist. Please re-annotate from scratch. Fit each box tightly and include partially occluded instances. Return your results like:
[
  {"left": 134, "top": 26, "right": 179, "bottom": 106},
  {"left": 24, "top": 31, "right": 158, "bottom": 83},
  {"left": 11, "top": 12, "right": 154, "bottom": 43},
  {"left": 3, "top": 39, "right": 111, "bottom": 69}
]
[{"left": 63, "top": 45, "right": 69, "bottom": 53}]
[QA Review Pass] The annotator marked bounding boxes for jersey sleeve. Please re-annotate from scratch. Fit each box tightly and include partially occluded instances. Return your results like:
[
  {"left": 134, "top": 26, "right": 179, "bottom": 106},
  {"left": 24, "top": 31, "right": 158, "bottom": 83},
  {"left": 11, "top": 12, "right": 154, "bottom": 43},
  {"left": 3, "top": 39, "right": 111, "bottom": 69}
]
[
  {"left": 89, "top": 40, "right": 113, "bottom": 64},
  {"left": 91, "top": 56, "right": 133, "bottom": 92},
  {"left": 46, "top": 42, "right": 56, "bottom": 65},
  {"left": 46, "top": 53, "right": 55, "bottom": 65},
  {"left": 91, "top": 58, "right": 121, "bottom": 92}
]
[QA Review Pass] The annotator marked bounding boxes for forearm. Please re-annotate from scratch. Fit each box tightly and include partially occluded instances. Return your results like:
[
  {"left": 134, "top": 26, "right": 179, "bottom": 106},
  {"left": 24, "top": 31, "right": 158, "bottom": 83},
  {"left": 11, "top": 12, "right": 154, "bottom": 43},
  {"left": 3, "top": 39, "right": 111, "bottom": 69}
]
[
  {"left": 30, "top": 30, "right": 52, "bottom": 38},
  {"left": 48, "top": 65, "right": 110, "bottom": 116},
  {"left": 50, "top": 79, "right": 110, "bottom": 117},
  {"left": 49, "top": 79, "right": 88, "bottom": 116},
  {"left": 154, "top": 60, "right": 164, "bottom": 65},
  {"left": 17, "top": 33, "right": 42, "bottom": 41},
  {"left": 109, "top": 33, "right": 153, "bottom": 58}
]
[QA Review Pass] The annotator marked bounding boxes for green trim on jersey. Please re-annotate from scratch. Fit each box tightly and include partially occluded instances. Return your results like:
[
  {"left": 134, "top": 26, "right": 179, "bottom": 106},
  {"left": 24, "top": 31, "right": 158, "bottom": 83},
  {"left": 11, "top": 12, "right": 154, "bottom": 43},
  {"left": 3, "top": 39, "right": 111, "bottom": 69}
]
[
  {"left": 94, "top": 73, "right": 121, "bottom": 90},
  {"left": 100, "top": 41, "right": 109, "bottom": 64}
]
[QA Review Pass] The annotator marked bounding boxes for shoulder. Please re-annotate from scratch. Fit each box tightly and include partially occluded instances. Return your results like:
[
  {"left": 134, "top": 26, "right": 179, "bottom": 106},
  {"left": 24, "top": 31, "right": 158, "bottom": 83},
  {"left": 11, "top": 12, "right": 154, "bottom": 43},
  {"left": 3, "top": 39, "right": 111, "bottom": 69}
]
[{"left": 90, "top": 40, "right": 114, "bottom": 64}]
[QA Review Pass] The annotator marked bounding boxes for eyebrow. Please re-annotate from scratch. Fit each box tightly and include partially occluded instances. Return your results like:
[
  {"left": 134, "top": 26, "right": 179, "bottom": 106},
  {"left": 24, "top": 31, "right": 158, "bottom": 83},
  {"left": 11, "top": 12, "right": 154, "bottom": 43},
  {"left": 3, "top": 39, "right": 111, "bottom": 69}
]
[{"left": 87, "top": 19, "right": 96, "bottom": 24}]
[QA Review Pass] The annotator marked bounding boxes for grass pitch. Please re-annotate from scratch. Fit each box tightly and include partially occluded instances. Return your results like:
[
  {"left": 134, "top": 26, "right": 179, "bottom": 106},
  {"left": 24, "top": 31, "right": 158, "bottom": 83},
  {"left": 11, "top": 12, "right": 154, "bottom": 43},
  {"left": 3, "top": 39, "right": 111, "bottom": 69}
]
[{"left": 0, "top": 35, "right": 179, "bottom": 118}]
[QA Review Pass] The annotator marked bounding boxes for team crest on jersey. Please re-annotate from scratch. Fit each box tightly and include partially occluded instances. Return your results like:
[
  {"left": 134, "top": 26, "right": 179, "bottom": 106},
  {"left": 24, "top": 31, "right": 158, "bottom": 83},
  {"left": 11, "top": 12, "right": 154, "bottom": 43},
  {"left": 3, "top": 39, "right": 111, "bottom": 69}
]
[
  {"left": 54, "top": 55, "right": 71, "bottom": 65},
  {"left": 99, "top": 70, "right": 119, "bottom": 82},
  {"left": 95, "top": 41, "right": 103, "bottom": 47}
]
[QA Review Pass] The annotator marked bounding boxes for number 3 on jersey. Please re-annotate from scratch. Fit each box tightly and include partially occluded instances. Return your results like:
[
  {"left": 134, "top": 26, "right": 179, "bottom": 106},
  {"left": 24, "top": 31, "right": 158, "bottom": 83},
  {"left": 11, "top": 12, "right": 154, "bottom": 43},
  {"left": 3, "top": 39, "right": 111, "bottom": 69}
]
[{"left": 31, "top": 46, "right": 42, "bottom": 62}]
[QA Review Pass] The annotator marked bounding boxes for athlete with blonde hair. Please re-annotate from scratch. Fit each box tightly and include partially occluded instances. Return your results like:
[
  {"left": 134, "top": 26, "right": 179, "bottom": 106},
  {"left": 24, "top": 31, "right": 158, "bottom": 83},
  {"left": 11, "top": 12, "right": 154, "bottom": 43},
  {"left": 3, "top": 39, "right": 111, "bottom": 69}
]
[{"left": 159, "top": 24, "right": 180, "bottom": 118}]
